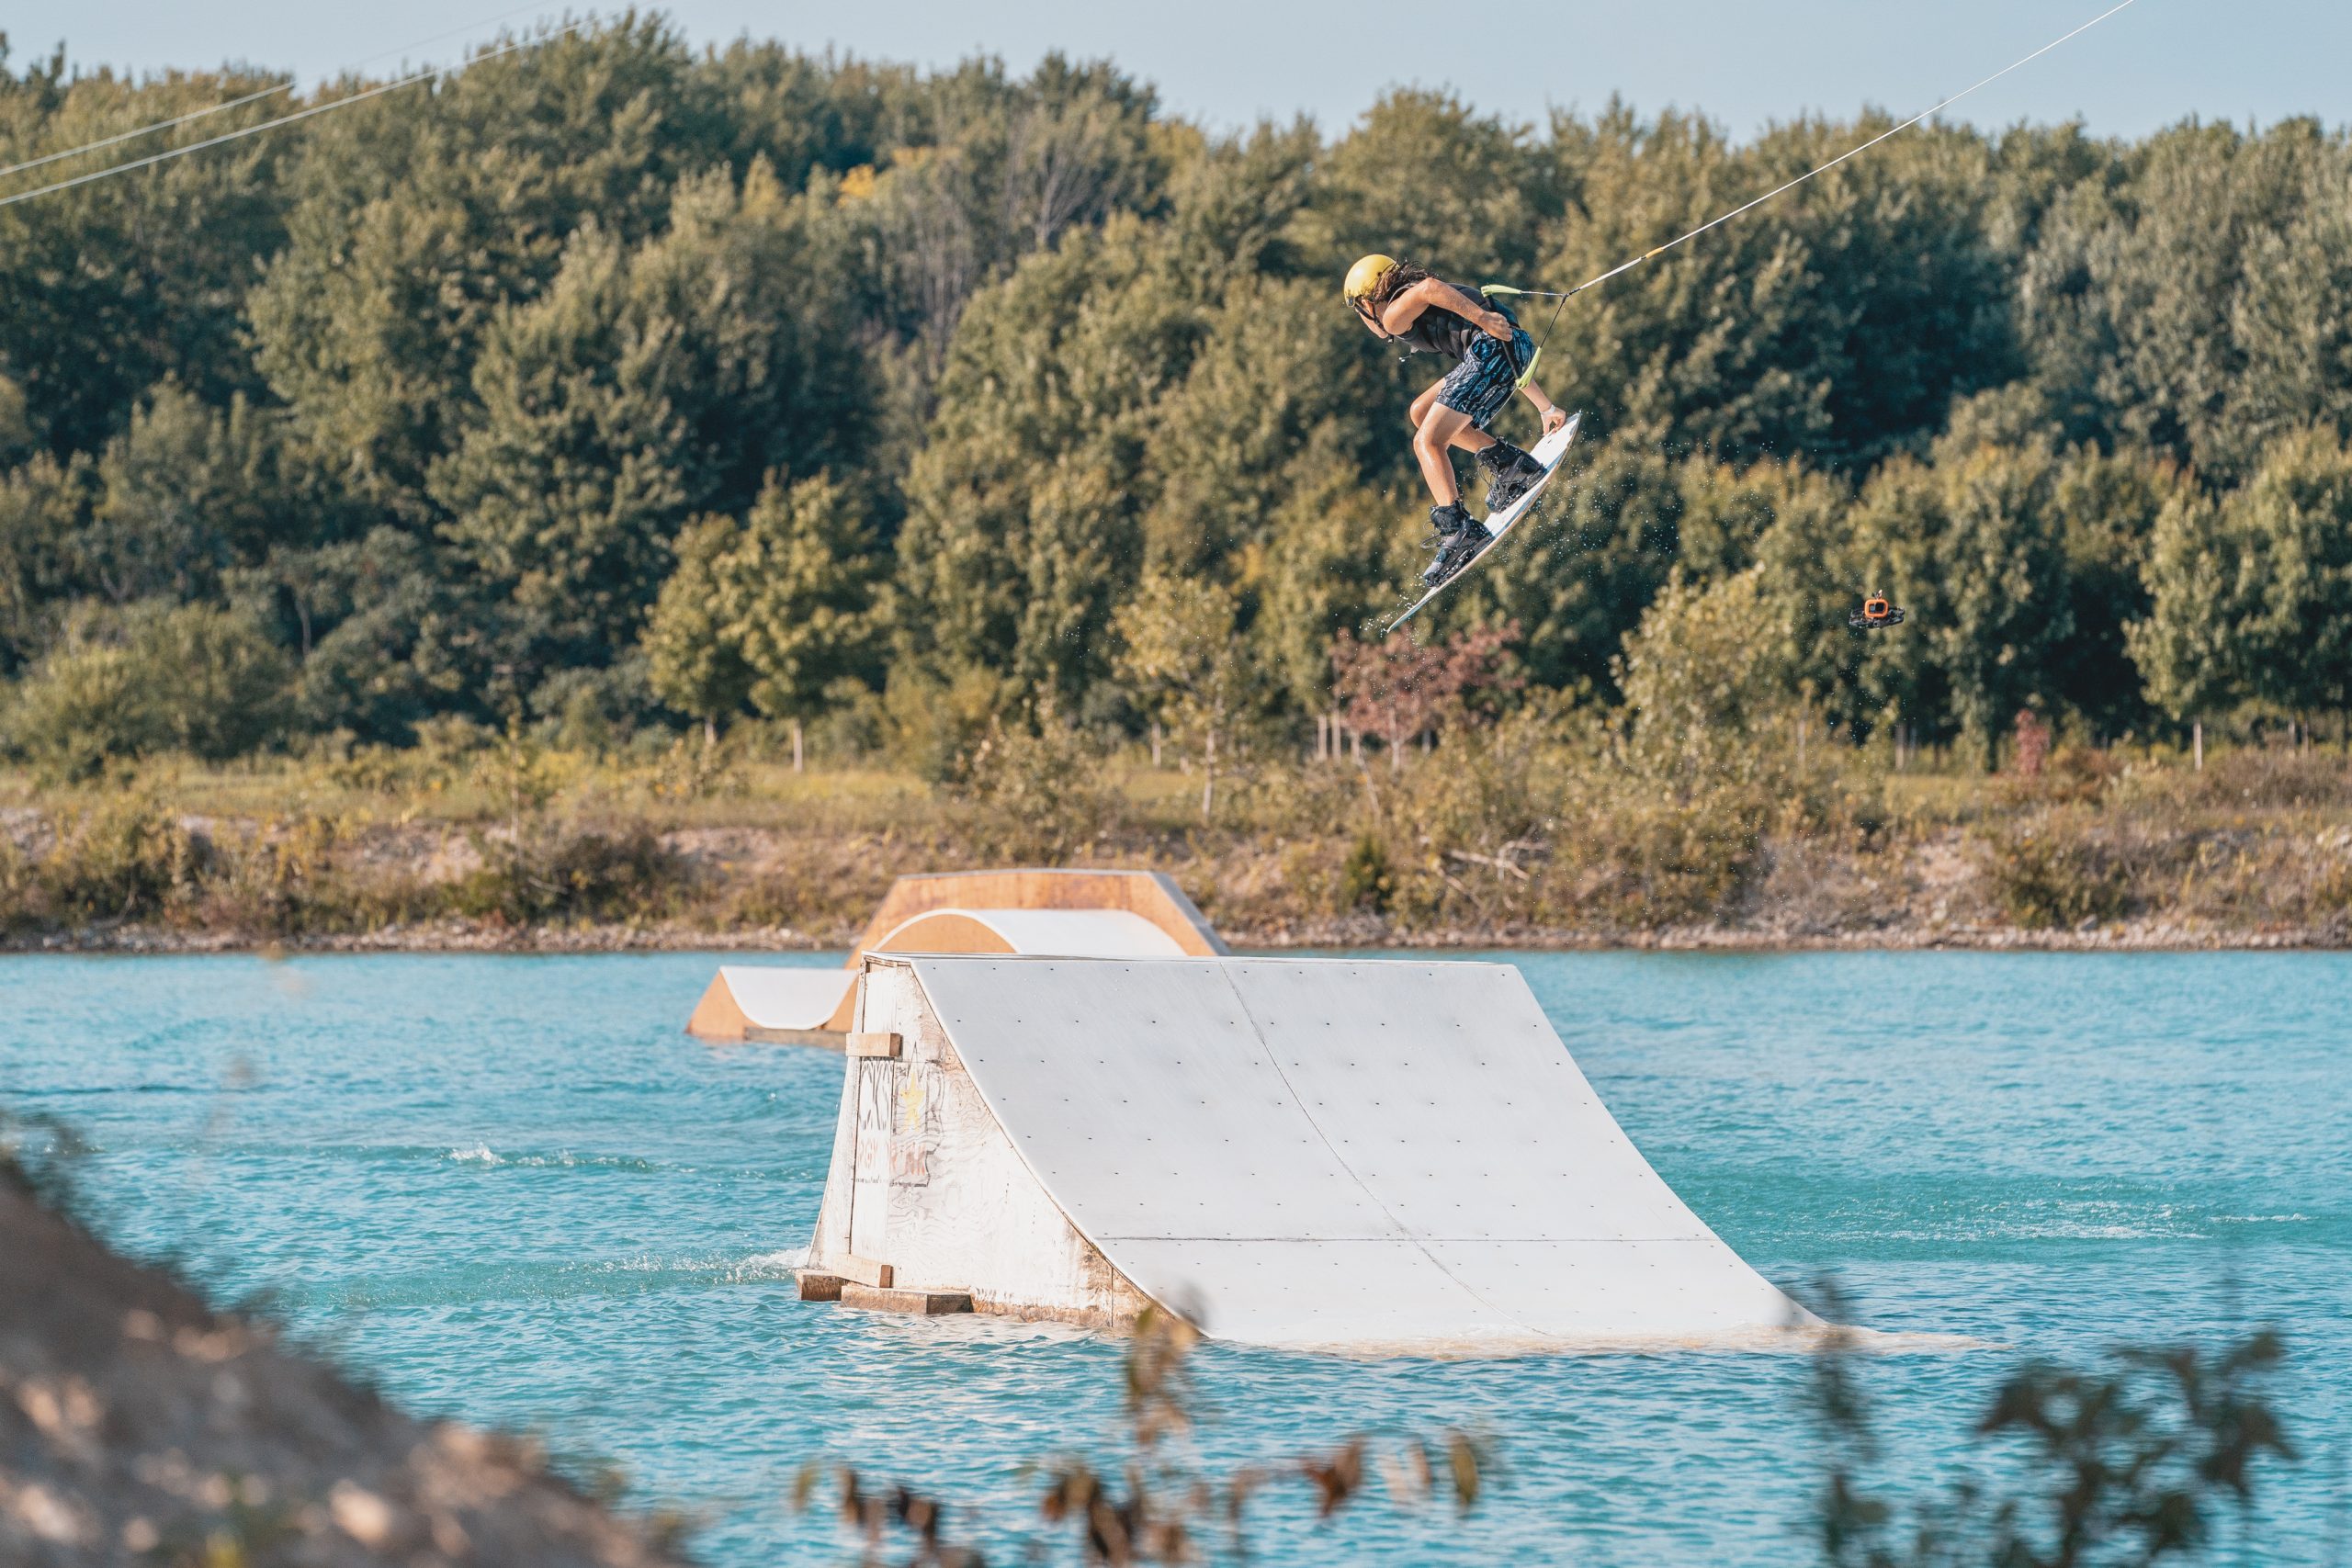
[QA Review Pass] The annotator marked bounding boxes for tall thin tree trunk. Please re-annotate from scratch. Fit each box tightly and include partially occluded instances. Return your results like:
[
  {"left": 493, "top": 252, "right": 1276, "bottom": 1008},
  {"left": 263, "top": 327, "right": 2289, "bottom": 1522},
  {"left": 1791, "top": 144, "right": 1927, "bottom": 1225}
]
[
  {"left": 1201, "top": 728, "right": 1216, "bottom": 821},
  {"left": 2193, "top": 719, "right": 2203, "bottom": 772},
  {"left": 791, "top": 719, "right": 804, "bottom": 773},
  {"left": 703, "top": 716, "right": 717, "bottom": 750},
  {"left": 1351, "top": 727, "right": 1363, "bottom": 763},
  {"left": 1150, "top": 721, "right": 1163, "bottom": 768}
]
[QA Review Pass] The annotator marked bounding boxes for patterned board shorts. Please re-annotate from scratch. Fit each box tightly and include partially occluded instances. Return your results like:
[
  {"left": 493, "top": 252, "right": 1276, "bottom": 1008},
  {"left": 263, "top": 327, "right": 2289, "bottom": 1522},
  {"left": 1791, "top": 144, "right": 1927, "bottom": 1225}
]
[{"left": 1434, "top": 326, "right": 1536, "bottom": 431}]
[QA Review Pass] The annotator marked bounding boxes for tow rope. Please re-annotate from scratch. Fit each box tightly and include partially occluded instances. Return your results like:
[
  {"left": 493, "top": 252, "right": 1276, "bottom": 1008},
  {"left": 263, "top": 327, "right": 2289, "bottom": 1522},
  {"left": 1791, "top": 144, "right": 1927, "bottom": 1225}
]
[
  {"left": 0, "top": 17, "right": 591, "bottom": 211},
  {"left": 1481, "top": 0, "right": 2146, "bottom": 370}
]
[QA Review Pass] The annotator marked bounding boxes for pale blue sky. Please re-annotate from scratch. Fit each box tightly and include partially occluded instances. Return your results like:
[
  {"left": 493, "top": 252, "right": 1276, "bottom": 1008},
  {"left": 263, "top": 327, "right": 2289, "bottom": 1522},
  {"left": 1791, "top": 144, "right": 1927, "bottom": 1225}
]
[{"left": 4, "top": 0, "right": 2341, "bottom": 142}]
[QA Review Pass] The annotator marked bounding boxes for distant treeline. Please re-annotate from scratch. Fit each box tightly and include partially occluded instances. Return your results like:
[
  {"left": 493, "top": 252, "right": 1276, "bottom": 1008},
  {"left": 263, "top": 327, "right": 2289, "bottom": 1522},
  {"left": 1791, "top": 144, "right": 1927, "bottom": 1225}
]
[{"left": 3, "top": 15, "right": 2349, "bottom": 776}]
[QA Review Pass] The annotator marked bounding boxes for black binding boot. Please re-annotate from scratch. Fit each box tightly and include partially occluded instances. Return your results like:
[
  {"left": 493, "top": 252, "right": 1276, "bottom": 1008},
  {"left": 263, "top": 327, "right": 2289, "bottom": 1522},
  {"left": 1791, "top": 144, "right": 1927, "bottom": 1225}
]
[
  {"left": 1476, "top": 440, "right": 1546, "bottom": 512},
  {"left": 1419, "top": 500, "right": 1474, "bottom": 548},
  {"left": 1420, "top": 502, "right": 1484, "bottom": 585}
]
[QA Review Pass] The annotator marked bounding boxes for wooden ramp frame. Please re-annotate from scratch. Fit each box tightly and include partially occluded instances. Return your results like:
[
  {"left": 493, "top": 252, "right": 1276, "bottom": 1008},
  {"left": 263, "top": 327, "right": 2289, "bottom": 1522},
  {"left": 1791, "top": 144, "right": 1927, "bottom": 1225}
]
[{"left": 685, "top": 869, "right": 1227, "bottom": 1044}]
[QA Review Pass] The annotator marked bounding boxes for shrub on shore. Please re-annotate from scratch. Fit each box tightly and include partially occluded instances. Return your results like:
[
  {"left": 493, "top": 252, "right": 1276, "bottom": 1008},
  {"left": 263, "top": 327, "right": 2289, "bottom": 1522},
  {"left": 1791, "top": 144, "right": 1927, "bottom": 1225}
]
[
  {"left": 447, "top": 821, "right": 691, "bottom": 927},
  {"left": 1981, "top": 813, "right": 2136, "bottom": 931},
  {"left": 1, "top": 605, "right": 294, "bottom": 781},
  {"left": 18, "top": 788, "right": 208, "bottom": 927}
]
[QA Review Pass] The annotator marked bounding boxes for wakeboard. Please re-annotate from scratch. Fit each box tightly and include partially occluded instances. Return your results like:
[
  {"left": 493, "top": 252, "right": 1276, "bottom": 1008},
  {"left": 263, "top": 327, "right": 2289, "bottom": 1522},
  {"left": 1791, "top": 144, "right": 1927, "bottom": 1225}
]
[{"left": 1387, "top": 411, "right": 1582, "bottom": 632}]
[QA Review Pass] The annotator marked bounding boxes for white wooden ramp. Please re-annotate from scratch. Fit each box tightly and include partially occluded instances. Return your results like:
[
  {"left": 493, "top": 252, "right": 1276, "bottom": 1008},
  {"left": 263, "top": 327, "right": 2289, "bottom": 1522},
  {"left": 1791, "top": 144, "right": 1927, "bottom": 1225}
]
[{"left": 805, "top": 955, "right": 1815, "bottom": 1353}]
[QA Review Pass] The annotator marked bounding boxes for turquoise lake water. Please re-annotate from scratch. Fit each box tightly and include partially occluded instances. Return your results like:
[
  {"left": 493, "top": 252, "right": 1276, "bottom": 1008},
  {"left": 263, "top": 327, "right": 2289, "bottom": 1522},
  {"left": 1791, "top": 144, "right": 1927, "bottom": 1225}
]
[{"left": 3, "top": 951, "right": 2346, "bottom": 1563}]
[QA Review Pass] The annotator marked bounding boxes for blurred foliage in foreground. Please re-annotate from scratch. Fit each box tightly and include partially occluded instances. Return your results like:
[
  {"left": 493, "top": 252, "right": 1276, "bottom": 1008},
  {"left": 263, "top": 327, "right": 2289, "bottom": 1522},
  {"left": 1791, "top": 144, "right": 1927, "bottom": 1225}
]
[
  {"left": 7, "top": 22, "right": 2352, "bottom": 779},
  {"left": 799, "top": 1308, "right": 1487, "bottom": 1566},
  {"left": 1811, "top": 1304, "right": 2295, "bottom": 1568},
  {"left": 781, "top": 1290, "right": 2295, "bottom": 1566}
]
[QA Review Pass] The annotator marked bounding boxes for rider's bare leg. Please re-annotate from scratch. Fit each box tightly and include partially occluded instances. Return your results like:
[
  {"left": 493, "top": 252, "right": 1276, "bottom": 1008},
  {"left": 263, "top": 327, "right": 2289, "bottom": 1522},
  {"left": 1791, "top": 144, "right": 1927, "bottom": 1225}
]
[
  {"left": 1408, "top": 382, "right": 1496, "bottom": 459},
  {"left": 1411, "top": 403, "right": 1482, "bottom": 506}
]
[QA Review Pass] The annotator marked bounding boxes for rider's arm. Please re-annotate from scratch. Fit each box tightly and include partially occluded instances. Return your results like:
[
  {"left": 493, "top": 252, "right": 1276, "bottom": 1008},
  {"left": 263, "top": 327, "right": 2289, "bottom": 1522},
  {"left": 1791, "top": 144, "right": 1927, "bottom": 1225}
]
[
  {"left": 1518, "top": 378, "right": 1569, "bottom": 434},
  {"left": 1380, "top": 277, "right": 1514, "bottom": 341}
]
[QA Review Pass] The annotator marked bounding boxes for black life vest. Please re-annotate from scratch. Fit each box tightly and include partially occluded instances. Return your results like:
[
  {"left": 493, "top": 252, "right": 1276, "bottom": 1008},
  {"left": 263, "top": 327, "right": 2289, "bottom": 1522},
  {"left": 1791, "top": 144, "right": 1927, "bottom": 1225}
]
[{"left": 1389, "top": 280, "right": 1513, "bottom": 360}]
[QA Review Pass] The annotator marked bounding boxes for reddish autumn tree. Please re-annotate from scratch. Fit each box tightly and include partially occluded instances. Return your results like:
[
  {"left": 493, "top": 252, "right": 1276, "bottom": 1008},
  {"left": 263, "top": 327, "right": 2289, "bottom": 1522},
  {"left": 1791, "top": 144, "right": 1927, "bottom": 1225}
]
[
  {"left": 2010, "top": 707, "right": 2053, "bottom": 778},
  {"left": 1329, "top": 621, "right": 1521, "bottom": 770}
]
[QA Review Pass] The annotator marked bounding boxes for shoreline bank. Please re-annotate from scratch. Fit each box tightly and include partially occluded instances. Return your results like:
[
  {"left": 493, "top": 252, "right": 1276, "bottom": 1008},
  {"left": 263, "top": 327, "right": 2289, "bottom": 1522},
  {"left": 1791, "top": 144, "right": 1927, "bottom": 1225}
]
[
  {"left": 9, "top": 750, "right": 2349, "bottom": 958},
  {"left": 6, "top": 914, "right": 2340, "bottom": 956}
]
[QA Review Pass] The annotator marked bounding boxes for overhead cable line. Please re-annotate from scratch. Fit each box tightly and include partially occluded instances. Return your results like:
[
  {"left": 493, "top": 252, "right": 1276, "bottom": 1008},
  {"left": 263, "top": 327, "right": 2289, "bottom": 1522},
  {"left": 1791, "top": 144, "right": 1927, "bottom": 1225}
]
[
  {"left": 0, "top": 17, "right": 589, "bottom": 210},
  {"left": 0, "top": 81, "right": 293, "bottom": 183},
  {"left": 1490, "top": 0, "right": 2147, "bottom": 324},
  {"left": 0, "top": 0, "right": 569, "bottom": 186}
]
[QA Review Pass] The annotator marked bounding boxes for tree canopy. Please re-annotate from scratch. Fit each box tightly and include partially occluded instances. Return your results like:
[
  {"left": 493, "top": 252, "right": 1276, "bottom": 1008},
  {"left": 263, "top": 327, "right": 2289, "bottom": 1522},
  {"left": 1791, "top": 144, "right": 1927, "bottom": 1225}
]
[{"left": 5, "top": 19, "right": 2350, "bottom": 769}]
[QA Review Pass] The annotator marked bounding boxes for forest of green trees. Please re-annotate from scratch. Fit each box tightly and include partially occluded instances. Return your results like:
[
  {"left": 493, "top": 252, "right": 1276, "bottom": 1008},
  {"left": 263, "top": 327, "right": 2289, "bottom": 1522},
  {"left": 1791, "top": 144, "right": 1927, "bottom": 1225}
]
[{"left": 4, "top": 14, "right": 2350, "bottom": 780}]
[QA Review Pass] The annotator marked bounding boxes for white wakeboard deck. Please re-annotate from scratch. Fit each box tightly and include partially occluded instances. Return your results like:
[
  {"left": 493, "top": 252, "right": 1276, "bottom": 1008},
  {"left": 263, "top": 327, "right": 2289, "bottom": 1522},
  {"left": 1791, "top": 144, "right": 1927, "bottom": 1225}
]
[
  {"left": 905, "top": 953, "right": 1811, "bottom": 1350},
  {"left": 1387, "top": 411, "right": 1582, "bottom": 633}
]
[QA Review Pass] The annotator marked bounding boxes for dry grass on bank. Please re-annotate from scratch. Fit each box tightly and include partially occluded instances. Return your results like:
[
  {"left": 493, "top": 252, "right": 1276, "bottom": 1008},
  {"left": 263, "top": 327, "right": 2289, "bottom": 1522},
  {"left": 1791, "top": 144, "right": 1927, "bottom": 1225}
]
[{"left": 3, "top": 728, "right": 2349, "bottom": 950}]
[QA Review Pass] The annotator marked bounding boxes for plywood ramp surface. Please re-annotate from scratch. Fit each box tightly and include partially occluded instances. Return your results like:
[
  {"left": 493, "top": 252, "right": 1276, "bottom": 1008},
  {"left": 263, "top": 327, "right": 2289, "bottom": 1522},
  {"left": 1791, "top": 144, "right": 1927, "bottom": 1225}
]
[
  {"left": 685, "top": 867, "right": 1222, "bottom": 1042},
  {"left": 856, "top": 871, "right": 1227, "bottom": 958},
  {"left": 868, "top": 908, "right": 1184, "bottom": 960},
  {"left": 687, "top": 908, "right": 1189, "bottom": 1041},
  {"left": 687, "top": 965, "right": 857, "bottom": 1039},
  {"left": 903, "top": 955, "right": 1813, "bottom": 1352}
]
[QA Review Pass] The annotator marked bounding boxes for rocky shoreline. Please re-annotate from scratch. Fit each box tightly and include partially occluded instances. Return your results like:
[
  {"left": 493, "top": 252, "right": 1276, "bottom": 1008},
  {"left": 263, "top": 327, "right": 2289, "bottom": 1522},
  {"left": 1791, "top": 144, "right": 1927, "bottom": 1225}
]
[{"left": 6, "top": 912, "right": 2340, "bottom": 956}]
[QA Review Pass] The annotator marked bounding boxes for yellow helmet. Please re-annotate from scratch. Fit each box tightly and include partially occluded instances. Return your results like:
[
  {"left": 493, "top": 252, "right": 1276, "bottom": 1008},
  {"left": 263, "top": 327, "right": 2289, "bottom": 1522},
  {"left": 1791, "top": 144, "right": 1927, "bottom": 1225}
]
[{"left": 1342, "top": 254, "right": 1397, "bottom": 302}]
